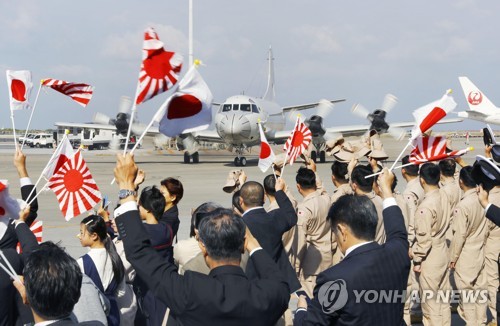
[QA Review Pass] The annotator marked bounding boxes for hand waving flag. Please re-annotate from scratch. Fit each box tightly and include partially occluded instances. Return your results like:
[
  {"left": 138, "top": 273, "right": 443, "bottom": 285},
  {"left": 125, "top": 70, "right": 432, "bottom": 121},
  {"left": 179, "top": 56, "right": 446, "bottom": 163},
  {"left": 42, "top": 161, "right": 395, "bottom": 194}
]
[
  {"left": 136, "top": 27, "right": 183, "bottom": 105},
  {"left": 42, "top": 78, "right": 94, "bottom": 107},
  {"left": 48, "top": 151, "right": 101, "bottom": 220},
  {"left": 283, "top": 116, "right": 312, "bottom": 165}
]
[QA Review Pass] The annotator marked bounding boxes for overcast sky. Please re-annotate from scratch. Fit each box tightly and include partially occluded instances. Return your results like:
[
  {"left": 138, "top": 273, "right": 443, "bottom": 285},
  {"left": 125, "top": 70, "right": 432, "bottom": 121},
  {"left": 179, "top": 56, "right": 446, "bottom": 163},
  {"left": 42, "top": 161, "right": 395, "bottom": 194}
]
[{"left": 1, "top": 0, "right": 499, "bottom": 133}]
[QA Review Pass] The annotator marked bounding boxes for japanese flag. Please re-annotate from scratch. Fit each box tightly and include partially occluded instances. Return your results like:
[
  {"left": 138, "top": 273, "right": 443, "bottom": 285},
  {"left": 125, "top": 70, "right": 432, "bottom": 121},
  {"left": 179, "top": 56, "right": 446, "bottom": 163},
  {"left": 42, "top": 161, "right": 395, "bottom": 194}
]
[
  {"left": 42, "top": 137, "right": 75, "bottom": 180},
  {"left": 258, "top": 123, "right": 275, "bottom": 172},
  {"left": 6, "top": 70, "right": 33, "bottom": 111},
  {"left": 411, "top": 90, "right": 457, "bottom": 140},
  {"left": 158, "top": 65, "right": 213, "bottom": 137}
]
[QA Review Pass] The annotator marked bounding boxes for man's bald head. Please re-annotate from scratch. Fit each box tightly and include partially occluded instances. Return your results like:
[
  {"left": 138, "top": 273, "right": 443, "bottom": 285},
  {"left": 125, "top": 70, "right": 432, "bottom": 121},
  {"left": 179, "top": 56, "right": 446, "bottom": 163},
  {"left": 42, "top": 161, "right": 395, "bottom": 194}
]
[{"left": 240, "top": 181, "right": 265, "bottom": 208}]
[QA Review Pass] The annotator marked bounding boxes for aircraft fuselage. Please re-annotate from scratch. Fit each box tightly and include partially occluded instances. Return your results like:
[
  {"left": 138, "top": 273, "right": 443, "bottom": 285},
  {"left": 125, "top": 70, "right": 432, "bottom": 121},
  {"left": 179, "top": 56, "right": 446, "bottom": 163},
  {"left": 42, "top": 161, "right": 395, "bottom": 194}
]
[{"left": 214, "top": 95, "right": 284, "bottom": 148}]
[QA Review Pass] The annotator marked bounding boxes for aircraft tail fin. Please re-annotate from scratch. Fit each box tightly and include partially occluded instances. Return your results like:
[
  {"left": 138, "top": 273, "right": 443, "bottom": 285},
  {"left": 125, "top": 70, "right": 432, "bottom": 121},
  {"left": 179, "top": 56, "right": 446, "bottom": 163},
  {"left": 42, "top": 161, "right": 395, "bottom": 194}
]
[
  {"left": 459, "top": 76, "right": 499, "bottom": 115},
  {"left": 263, "top": 46, "right": 275, "bottom": 101}
]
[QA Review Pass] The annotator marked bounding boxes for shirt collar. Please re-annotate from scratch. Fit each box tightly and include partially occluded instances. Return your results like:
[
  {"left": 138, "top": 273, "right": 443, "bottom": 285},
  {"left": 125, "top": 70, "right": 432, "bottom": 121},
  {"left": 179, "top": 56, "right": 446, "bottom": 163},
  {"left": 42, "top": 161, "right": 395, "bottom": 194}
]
[
  {"left": 242, "top": 206, "right": 264, "bottom": 216},
  {"left": 345, "top": 241, "right": 373, "bottom": 258}
]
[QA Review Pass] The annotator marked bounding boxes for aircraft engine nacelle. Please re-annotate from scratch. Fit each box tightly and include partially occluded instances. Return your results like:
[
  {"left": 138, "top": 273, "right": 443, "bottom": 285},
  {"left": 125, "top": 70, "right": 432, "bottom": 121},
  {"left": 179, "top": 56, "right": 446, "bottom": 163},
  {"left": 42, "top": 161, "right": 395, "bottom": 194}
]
[
  {"left": 114, "top": 112, "right": 130, "bottom": 136},
  {"left": 176, "top": 133, "right": 199, "bottom": 155},
  {"left": 368, "top": 110, "right": 390, "bottom": 133},
  {"left": 305, "top": 115, "right": 326, "bottom": 138}
]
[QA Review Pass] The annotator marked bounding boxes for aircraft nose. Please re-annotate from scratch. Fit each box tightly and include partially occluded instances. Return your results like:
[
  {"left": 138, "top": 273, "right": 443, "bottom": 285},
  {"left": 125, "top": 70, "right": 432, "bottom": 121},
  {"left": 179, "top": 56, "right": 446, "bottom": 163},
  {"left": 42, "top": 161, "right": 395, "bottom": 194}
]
[{"left": 216, "top": 113, "right": 251, "bottom": 141}]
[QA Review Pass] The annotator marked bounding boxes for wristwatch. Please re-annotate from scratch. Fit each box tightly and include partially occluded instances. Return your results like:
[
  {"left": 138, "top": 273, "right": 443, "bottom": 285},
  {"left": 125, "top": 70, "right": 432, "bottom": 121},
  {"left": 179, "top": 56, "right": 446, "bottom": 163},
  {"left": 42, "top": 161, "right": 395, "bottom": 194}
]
[{"left": 118, "top": 189, "right": 137, "bottom": 199}]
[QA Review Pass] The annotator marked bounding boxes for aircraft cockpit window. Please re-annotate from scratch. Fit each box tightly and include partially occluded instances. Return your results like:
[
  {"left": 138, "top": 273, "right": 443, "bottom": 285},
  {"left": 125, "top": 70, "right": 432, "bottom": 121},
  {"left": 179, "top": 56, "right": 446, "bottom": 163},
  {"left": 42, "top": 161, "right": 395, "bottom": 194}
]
[
  {"left": 251, "top": 104, "right": 259, "bottom": 113},
  {"left": 232, "top": 104, "right": 239, "bottom": 111},
  {"left": 222, "top": 104, "right": 232, "bottom": 112},
  {"left": 240, "top": 104, "right": 251, "bottom": 112}
]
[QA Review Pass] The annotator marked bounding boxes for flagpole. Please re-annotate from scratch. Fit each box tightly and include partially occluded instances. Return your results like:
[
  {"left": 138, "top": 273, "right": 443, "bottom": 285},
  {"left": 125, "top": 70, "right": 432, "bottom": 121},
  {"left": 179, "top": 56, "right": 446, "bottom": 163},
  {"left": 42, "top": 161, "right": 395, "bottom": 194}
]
[
  {"left": 122, "top": 84, "right": 141, "bottom": 155},
  {"left": 27, "top": 146, "right": 81, "bottom": 207},
  {"left": 21, "top": 82, "right": 42, "bottom": 150},
  {"left": 10, "top": 111, "right": 19, "bottom": 151},
  {"left": 129, "top": 103, "right": 166, "bottom": 154},
  {"left": 366, "top": 162, "right": 413, "bottom": 178},
  {"left": 26, "top": 133, "right": 68, "bottom": 202},
  {"left": 388, "top": 139, "right": 413, "bottom": 171}
]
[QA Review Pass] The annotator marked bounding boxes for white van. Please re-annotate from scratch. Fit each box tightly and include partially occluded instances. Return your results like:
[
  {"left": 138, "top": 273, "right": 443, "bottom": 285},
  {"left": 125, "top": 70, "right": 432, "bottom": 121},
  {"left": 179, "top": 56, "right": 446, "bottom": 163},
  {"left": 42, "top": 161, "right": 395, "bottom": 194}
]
[{"left": 30, "top": 133, "right": 54, "bottom": 148}]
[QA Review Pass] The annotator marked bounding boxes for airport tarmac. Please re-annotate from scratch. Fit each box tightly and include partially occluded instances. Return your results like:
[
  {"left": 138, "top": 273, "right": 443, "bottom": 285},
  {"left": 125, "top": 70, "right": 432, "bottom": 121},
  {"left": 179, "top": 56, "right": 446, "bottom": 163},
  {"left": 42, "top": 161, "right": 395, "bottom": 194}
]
[
  {"left": 0, "top": 134, "right": 482, "bottom": 259},
  {"left": 0, "top": 134, "right": 485, "bottom": 325}
]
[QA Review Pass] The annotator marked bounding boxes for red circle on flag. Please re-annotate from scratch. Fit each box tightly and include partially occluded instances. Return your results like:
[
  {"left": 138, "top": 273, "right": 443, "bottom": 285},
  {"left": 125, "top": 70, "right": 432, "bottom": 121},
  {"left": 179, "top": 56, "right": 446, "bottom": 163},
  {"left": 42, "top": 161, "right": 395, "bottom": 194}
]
[
  {"left": 260, "top": 142, "right": 271, "bottom": 159},
  {"left": 0, "top": 207, "right": 5, "bottom": 216},
  {"left": 167, "top": 94, "right": 202, "bottom": 120},
  {"left": 143, "top": 50, "right": 175, "bottom": 79},
  {"left": 64, "top": 169, "right": 84, "bottom": 192},
  {"left": 292, "top": 131, "right": 304, "bottom": 147},
  {"left": 11, "top": 79, "right": 27, "bottom": 101}
]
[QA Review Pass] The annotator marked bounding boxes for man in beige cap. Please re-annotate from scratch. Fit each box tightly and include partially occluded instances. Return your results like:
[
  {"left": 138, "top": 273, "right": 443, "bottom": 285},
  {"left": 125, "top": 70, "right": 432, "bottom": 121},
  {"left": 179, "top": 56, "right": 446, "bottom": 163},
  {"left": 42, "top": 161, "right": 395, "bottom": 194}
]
[
  {"left": 449, "top": 166, "right": 488, "bottom": 325},
  {"left": 412, "top": 163, "right": 451, "bottom": 325},
  {"left": 292, "top": 163, "right": 332, "bottom": 298}
]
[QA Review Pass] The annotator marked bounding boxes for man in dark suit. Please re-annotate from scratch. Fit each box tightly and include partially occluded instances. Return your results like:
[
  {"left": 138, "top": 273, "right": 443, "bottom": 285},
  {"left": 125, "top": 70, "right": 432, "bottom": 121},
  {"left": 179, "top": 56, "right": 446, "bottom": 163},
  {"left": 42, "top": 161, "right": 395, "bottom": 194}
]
[
  {"left": 0, "top": 206, "right": 39, "bottom": 326},
  {"left": 294, "top": 168, "right": 410, "bottom": 325},
  {"left": 0, "top": 150, "right": 39, "bottom": 249},
  {"left": 240, "top": 179, "right": 301, "bottom": 293},
  {"left": 113, "top": 154, "right": 290, "bottom": 326}
]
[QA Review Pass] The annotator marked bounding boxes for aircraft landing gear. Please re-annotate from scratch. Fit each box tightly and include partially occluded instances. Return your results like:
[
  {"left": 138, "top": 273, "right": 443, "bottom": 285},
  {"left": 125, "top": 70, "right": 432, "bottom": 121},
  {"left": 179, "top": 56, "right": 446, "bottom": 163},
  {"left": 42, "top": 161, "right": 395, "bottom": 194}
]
[
  {"left": 310, "top": 150, "right": 326, "bottom": 163},
  {"left": 319, "top": 150, "right": 326, "bottom": 163},
  {"left": 234, "top": 157, "right": 247, "bottom": 166},
  {"left": 184, "top": 152, "right": 200, "bottom": 164}
]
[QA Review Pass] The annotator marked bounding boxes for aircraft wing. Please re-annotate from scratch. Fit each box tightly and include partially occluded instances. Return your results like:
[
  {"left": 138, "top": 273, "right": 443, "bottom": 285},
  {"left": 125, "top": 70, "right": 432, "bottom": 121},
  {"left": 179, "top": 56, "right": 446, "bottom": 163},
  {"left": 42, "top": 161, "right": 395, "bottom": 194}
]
[
  {"left": 267, "top": 117, "right": 464, "bottom": 143},
  {"left": 281, "top": 99, "right": 346, "bottom": 113},
  {"left": 192, "top": 129, "right": 225, "bottom": 143}
]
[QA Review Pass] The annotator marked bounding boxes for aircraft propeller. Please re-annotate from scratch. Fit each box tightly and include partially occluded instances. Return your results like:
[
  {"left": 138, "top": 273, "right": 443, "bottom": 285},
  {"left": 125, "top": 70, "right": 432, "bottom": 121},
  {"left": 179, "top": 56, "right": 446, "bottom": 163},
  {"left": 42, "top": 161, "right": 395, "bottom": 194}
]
[{"left": 351, "top": 94, "right": 406, "bottom": 140}]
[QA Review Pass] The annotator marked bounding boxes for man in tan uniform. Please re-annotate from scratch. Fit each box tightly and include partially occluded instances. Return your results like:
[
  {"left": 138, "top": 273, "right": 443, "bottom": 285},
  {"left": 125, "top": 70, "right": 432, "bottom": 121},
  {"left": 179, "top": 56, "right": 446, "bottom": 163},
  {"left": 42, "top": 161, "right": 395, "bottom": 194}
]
[
  {"left": 350, "top": 164, "right": 385, "bottom": 244},
  {"left": 293, "top": 166, "right": 333, "bottom": 298},
  {"left": 330, "top": 160, "right": 353, "bottom": 264},
  {"left": 330, "top": 160, "right": 353, "bottom": 203},
  {"left": 449, "top": 166, "right": 488, "bottom": 325},
  {"left": 439, "top": 158, "right": 462, "bottom": 245},
  {"left": 413, "top": 163, "right": 451, "bottom": 325},
  {"left": 401, "top": 155, "right": 425, "bottom": 325},
  {"left": 485, "top": 184, "right": 500, "bottom": 324}
]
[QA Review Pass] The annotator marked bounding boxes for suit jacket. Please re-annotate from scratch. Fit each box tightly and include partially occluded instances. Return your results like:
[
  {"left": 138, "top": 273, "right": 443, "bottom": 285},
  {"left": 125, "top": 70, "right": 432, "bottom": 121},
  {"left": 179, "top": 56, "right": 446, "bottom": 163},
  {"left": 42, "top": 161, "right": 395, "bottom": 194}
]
[
  {"left": 486, "top": 204, "right": 500, "bottom": 227},
  {"left": 294, "top": 203, "right": 410, "bottom": 326},
  {"left": 0, "top": 222, "right": 39, "bottom": 326},
  {"left": 0, "top": 184, "right": 38, "bottom": 249},
  {"left": 242, "top": 190, "right": 301, "bottom": 293},
  {"left": 115, "top": 206, "right": 290, "bottom": 326}
]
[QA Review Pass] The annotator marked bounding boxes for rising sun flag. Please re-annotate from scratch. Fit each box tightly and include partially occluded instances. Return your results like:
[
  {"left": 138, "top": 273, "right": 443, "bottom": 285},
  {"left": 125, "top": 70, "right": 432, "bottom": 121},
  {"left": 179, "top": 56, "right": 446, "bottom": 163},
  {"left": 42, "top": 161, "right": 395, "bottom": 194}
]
[
  {"left": 136, "top": 27, "right": 183, "bottom": 105},
  {"left": 48, "top": 151, "right": 101, "bottom": 221}
]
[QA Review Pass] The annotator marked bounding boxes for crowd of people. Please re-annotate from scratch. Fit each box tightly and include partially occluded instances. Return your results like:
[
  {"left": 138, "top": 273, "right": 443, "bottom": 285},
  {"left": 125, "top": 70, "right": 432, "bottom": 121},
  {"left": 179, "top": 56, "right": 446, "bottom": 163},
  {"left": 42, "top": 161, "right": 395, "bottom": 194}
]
[{"left": 1, "top": 131, "right": 499, "bottom": 326}]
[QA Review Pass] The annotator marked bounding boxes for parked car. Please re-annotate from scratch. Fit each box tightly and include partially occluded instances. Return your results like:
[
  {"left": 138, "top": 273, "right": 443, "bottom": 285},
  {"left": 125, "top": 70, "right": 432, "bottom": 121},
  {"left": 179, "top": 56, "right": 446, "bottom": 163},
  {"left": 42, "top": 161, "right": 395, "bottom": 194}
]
[
  {"left": 30, "top": 133, "right": 54, "bottom": 148},
  {"left": 18, "top": 133, "right": 35, "bottom": 145}
]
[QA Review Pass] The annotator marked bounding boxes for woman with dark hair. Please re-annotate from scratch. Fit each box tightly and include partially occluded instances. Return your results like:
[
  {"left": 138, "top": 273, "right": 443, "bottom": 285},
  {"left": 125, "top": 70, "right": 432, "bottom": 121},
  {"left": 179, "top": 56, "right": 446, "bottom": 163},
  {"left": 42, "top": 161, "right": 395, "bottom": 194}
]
[
  {"left": 78, "top": 215, "right": 125, "bottom": 326},
  {"left": 159, "top": 177, "right": 184, "bottom": 238}
]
